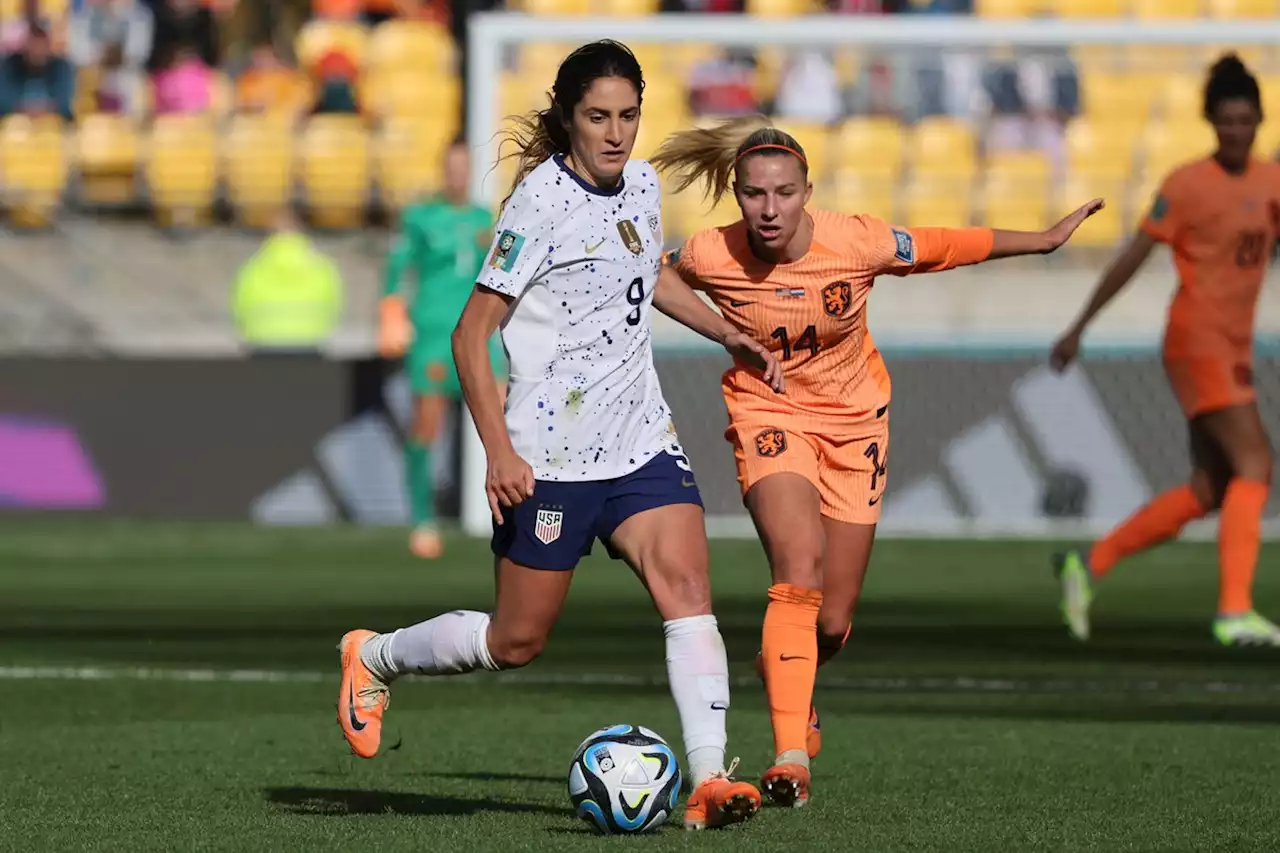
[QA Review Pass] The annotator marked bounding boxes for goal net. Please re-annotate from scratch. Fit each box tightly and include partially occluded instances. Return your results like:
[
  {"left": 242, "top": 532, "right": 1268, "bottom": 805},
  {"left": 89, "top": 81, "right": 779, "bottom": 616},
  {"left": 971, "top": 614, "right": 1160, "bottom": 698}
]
[{"left": 459, "top": 13, "right": 1280, "bottom": 539}]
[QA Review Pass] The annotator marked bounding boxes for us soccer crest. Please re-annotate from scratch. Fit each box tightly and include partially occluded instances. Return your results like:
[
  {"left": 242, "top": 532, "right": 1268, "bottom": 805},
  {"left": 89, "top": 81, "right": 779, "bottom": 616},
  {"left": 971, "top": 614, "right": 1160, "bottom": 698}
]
[
  {"left": 647, "top": 212, "right": 660, "bottom": 234},
  {"left": 616, "top": 219, "right": 644, "bottom": 255},
  {"left": 535, "top": 507, "right": 563, "bottom": 544}
]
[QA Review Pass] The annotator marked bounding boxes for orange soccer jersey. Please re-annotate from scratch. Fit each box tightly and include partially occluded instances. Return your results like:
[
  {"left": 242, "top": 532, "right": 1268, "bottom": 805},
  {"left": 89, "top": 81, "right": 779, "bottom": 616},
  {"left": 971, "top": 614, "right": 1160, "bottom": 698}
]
[
  {"left": 1142, "top": 157, "right": 1280, "bottom": 416},
  {"left": 668, "top": 209, "right": 993, "bottom": 521}
]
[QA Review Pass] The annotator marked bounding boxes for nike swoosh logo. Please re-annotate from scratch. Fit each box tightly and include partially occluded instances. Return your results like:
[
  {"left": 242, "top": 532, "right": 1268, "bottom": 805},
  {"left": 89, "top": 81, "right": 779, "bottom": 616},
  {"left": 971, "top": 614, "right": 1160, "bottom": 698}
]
[
  {"left": 619, "top": 791, "right": 651, "bottom": 822},
  {"left": 347, "top": 683, "right": 367, "bottom": 731},
  {"left": 710, "top": 701, "right": 728, "bottom": 711},
  {"left": 868, "top": 495, "right": 881, "bottom": 506},
  {"left": 779, "top": 654, "right": 811, "bottom": 662},
  {"left": 585, "top": 239, "right": 605, "bottom": 253},
  {"left": 729, "top": 299, "right": 753, "bottom": 307},
  {"left": 681, "top": 477, "right": 696, "bottom": 488}
]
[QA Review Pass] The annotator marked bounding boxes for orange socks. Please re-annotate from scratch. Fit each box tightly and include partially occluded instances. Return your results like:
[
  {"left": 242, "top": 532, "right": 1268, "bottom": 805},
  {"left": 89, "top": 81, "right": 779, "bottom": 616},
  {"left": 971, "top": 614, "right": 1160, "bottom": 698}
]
[
  {"left": 761, "top": 583, "right": 822, "bottom": 759},
  {"left": 1090, "top": 484, "right": 1206, "bottom": 578},
  {"left": 1218, "top": 479, "right": 1268, "bottom": 616}
]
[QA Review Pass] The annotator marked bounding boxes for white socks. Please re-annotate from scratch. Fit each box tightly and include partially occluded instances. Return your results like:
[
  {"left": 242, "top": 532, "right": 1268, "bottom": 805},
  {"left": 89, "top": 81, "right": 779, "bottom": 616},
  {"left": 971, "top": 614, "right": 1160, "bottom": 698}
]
[
  {"left": 360, "top": 610, "right": 499, "bottom": 680},
  {"left": 664, "top": 614, "right": 730, "bottom": 787}
]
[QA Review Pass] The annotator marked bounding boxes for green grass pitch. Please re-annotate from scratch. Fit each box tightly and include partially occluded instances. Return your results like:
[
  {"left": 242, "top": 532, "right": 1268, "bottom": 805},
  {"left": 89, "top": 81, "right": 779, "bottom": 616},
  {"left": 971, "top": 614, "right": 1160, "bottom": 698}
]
[{"left": 1, "top": 522, "right": 1277, "bottom": 852}]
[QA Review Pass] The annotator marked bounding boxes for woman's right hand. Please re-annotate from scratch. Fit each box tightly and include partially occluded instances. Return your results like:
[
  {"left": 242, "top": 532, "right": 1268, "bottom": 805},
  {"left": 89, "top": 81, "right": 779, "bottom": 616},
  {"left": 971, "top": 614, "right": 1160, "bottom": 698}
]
[
  {"left": 487, "top": 446, "right": 536, "bottom": 524},
  {"left": 1050, "top": 327, "right": 1083, "bottom": 373}
]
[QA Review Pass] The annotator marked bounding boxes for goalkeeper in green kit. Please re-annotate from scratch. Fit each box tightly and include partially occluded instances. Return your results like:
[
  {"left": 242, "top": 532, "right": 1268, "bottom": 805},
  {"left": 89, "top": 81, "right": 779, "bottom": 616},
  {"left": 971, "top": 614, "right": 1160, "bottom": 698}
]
[{"left": 380, "top": 138, "right": 506, "bottom": 559}]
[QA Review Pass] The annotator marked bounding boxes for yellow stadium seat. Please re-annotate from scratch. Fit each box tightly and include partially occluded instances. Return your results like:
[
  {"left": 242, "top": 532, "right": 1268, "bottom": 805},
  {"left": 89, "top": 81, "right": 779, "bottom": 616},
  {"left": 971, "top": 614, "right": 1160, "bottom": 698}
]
[
  {"left": 360, "top": 70, "right": 460, "bottom": 121},
  {"left": 1256, "top": 120, "right": 1280, "bottom": 160},
  {"left": 295, "top": 20, "right": 368, "bottom": 73},
  {"left": 902, "top": 177, "right": 972, "bottom": 230},
  {"left": 0, "top": 116, "right": 66, "bottom": 228},
  {"left": 76, "top": 113, "right": 139, "bottom": 207},
  {"left": 375, "top": 118, "right": 456, "bottom": 211},
  {"left": 1140, "top": 121, "right": 1216, "bottom": 177},
  {"left": 298, "top": 116, "right": 370, "bottom": 229},
  {"left": 522, "top": 0, "right": 592, "bottom": 13},
  {"left": 1159, "top": 74, "right": 1204, "bottom": 120},
  {"left": 746, "top": 0, "right": 815, "bottom": 17},
  {"left": 1260, "top": 74, "right": 1280, "bottom": 121},
  {"left": 146, "top": 115, "right": 217, "bottom": 227},
  {"left": 600, "top": 0, "right": 661, "bottom": 15},
  {"left": 778, "top": 122, "right": 831, "bottom": 180},
  {"left": 1131, "top": 0, "right": 1201, "bottom": 17},
  {"left": 366, "top": 21, "right": 454, "bottom": 74},
  {"left": 1081, "top": 70, "right": 1159, "bottom": 122},
  {"left": 500, "top": 73, "right": 547, "bottom": 120},
  {"left": 976, "top": 0, "right": 1042, "bottom": 16},
  {"left": 1065, "top": 117, "right": 1140, "bottom": 180},
  {"left": 829, "top": 171, "right": 896, "bottom": 223},
  {"left": 1206, "top": 0, "right": 1276, "bottom": 16},
  {"left": 980, "top": 165, "right": 1050, "bottom": 232},
  {"left": 1060, "top": 177, "right": 1126, "bottom": 247},
  {"left": 1048, "top": 0, "right": 1124, "bottom": 15},
  {"left": 906, "top": 118, "right": 976, "bottom": 180},
  {"left": 223, "top": 116, "right": 294, "bottom": 229},
  {"left": 666, "top": 44, "right": 718, "bottom": 78},
  {"left": 834, "top": 117, "right": 904, "bottom": 179},
  {"left": 520, "top": 43, "right": 581, "bottom": 77}
]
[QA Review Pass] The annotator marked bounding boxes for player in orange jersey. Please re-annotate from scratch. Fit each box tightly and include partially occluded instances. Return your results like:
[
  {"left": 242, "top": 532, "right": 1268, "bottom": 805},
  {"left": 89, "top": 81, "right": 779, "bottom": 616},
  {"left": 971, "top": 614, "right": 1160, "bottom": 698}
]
[
  {"left": 651, "top": 117, "right": 1103, "bottom": 808},
  {"left": 1050, "top": 55, "right": 1280, "bottom": 648}
]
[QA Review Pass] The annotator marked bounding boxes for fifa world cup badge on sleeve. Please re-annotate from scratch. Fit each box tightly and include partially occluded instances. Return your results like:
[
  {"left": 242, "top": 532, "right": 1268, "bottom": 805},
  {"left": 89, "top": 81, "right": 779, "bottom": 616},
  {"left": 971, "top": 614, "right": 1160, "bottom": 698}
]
[
  {"left": 490, "top": 229, "right": 525, "bottom": 272},
  {"left": 1150, "top": 195, "right": 1169, "bottom": 222},
  {"left": 892, "top": 228, "right": 915, "bottom": 263}
]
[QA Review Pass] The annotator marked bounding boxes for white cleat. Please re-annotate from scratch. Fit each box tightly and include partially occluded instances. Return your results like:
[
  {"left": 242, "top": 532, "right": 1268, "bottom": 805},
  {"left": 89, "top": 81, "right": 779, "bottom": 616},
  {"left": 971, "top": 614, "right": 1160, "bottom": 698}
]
[
  {"left": 1213, "top": 611, "right": 1280, "bottom": 647},
  {"left": 1053, "top": 550, "right": 1093, "bottom": 642}
]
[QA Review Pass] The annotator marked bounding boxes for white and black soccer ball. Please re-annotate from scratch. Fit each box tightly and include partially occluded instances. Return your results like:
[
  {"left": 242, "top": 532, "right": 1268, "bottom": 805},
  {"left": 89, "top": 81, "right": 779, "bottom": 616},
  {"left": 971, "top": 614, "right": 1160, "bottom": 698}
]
[{"left": 567, "top": 724, "right": 681, "bottom": 835}]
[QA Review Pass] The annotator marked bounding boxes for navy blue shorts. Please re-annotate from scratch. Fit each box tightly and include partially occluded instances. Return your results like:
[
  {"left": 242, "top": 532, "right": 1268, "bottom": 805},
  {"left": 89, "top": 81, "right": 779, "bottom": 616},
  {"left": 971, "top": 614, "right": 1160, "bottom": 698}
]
[{"left": 491, "top": 449, "right": 704, "bottom": 571}]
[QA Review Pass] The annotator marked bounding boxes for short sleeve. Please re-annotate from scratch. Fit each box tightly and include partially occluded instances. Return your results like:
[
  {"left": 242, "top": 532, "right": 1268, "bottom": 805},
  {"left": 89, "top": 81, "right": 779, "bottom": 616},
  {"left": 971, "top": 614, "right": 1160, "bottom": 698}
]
[
  {"left": 663, "top": 237, "right": 704, "bottom": 290},
  {"left": 1139, "top": 174, "right": 1184, "bottom": 245},
  {"left": 476, "top": 181, "right": 553, "bottom": 299}
]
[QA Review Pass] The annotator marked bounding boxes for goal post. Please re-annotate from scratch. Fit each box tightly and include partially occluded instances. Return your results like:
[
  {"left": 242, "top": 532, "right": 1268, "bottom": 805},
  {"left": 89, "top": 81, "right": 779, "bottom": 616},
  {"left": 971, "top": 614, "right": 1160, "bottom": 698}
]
[{"left": 459, "top": 14, "right": 1280, "bottom": 540}]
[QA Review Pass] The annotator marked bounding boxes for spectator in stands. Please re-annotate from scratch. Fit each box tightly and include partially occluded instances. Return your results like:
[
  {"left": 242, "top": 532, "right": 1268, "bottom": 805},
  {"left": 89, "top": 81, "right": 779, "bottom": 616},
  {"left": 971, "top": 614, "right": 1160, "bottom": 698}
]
[
  {"left": 152, "top": 44, "right": 214, "bottom": 113},
  {"left": 232, "top": 210, "right": 344, "bottom": 354},
  {"left": 146, "top": 0, "right": 217, "bottom": 74},
  {"left": 235, "top": 40, "right": 305, "bottom": 119},
  {"left": 94, "top": 41, "right": 146, "bottom": 114},
  {"left": 67, "top": 0, "right": 153, "bottom": 70},
  {"left": 0, "top": 26, "right": 74, "bottom": 121},
  {"left": 659, "top": 0, "right": 743, "bottom": 11},
  {"left": 688, "top": 48, "right": 757, "bottom": 118},
  {"left": 1, "top": 0, "right": 68, "bottom": 55},
  {"left": 310, "top": 48, "right": 359, "bottom": 115},
  {"left": 774, "top": 50, "right": 843, "bottom": 124}
]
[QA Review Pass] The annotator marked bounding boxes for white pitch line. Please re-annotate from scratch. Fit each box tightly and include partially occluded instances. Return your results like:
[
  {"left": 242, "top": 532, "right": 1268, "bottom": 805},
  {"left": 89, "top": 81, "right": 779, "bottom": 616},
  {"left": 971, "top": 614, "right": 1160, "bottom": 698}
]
[{"left": 1, "top": 665, "right": 1278, "bottom": 696}]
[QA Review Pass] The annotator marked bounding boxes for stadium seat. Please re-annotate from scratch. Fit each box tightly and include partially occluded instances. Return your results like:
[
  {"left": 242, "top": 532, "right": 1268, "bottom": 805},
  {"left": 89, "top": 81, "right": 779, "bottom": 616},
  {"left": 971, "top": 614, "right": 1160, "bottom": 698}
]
[
  {"left": 1261, "top": 74, "right": 1280, "bottom": 123},
  {"left": 1131, "top": 0, "right": 1201, "bottom": 17},
  {"left": 0, "top": 115, "right": 66, "bottom": 228},
  {"left": 520, "top": 43, "right": 580, "bottom": 77},
  {"left": 298, "top": 115, "right": 370, "bottom": 229},
  {"left": 746, "top": 0, "right": 816, "bottom": 17},
  {"left": 1159, "top": 74, "right": 1204, "bottom": 120},
  {"left": 906, "top": 118, "right": 976, "bottom": 180},
  {"left": 781, "top": 122, "right": 831, "bottom": 180},
  {"left": 146, "top": 115, "right": 218, "bottom": 227},
  {"left": 360, "top": 69, "right": 460, "bottom": 122},
  {"left": 976, "top": 0, "right": 1043, "bottom": 16},
  {"left": 1256, "top": 119, "right": 1280, "bottom": 160},
  {"left": 222, "top": 115, "right": 294, "bottom": 229},
  {"left": 366, "top": 20, "right": 454, "bottom": 74},
  {"left": 829, "top": 170, "right": 896, "bottom": 223},
  {"left": 1206, "top": 0, "right": 1277, "bottom": 16},
  {"left": 834, "top": 117, "right": 904, "bottom": 180},
  {"left": 902, "top": 176, "right": 972, "bottom": 230},
  {"left": 666, "top": 44, "right": 718, "bottom": 78},
  {"left": 1065, "top": 117, "right": 1138, "bottom": 180},
  {"left": 600, "top": 0, "right": 661, "bottom": 15},
  {"left": 295, "top": 20, "right": 368, "bottom": 73},
  {"left": 76, "top": 113, "right": 140, "bottom": 207},
  {"left": 1060, "top": 176, "right": 1126, "bottom": 247},
  {"left": 520, "top": 0, "right": 591, "bottom": 14},
  {"left": 980, "top": 161, "right": 1050, "bottom": 232},
  {"left": 1139, "top": 121, "right": 1217, "bottom": 178},
  {"left": 1047, "top": 0, "right": 1125, "bottom": 15},
  {"left": 499, "top": 73, "right": 548, "bottom": 119},
  {"left": 375, "top": 118, "right": 453, "bottom": 211},
  {"left": 1080, "top": 70, "right": 1159, "bottom": 122}
]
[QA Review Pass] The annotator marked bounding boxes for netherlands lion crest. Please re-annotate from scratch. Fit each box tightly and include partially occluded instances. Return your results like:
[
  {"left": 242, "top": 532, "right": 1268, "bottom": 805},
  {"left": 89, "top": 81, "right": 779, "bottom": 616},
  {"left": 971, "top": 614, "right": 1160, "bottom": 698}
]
[
  {"left": 822, "top": 280, "right": 852, "bottom": 317},
  {"left": 754, "top": 428, "right": 787, "bottom": 458}
]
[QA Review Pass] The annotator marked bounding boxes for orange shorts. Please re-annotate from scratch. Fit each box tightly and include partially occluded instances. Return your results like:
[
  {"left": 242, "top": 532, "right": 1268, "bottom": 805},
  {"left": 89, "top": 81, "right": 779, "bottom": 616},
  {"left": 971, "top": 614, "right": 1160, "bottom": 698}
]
[
  {"left": 1163, "top": 355, "right": 1256, "bottom": 418},
  {"left": 728, "top": 407, "right": 889, "bottom": 525}
]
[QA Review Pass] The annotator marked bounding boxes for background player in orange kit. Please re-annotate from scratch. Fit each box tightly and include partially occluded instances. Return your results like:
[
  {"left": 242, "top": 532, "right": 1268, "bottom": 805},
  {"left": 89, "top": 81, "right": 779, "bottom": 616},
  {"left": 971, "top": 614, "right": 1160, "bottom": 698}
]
[
  {"left": 1050, "top": 54, "right": 1280, "bottom": 648},
  {"left": 651, "top": 117, "right": 1103, "bottom": 808}
]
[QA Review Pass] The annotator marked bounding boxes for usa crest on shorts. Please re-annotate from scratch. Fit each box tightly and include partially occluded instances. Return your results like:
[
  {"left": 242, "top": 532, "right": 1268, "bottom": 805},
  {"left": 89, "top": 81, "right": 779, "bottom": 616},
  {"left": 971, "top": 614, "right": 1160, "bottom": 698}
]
[{"left": 535, "top": 508, "right": 564, "bottom": 544}]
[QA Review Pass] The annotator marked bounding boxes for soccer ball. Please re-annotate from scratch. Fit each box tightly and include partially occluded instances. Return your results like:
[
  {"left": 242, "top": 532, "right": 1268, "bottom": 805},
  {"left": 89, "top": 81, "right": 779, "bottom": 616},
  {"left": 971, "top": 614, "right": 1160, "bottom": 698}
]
[{"left": 567, "top": 724, "right": 682, "bottom": 835}]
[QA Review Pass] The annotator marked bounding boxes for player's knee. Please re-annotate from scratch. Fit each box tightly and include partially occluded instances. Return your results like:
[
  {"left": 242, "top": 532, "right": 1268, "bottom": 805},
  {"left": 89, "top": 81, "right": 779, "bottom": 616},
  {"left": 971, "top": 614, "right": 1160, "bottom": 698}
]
[
  {"left": 486, "top": 628, "right": 547, "bottom": 669},
  {"left": 771, "top": 546, "right": 824, "bottom": 590}
]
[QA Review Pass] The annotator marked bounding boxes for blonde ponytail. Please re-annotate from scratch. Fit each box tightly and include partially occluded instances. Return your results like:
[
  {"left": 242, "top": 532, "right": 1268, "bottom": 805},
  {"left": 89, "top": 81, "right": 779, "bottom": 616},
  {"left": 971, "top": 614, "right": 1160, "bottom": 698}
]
[{"left": 650, "top": 115, "right": 774, "bottom": 207}]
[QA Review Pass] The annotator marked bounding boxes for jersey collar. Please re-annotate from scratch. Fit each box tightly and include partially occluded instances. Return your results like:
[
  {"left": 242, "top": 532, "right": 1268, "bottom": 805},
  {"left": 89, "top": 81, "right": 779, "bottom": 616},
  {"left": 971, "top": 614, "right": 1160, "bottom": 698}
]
[{"left": 554, "top": 153, "right": 625, "bottom": 197}]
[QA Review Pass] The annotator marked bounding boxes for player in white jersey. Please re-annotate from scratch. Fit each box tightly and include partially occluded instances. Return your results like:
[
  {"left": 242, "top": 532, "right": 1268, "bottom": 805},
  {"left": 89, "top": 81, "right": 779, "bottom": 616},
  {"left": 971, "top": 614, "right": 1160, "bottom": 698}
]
[{"left": 334, "top": 41, "right": 783, "bottom": 831}]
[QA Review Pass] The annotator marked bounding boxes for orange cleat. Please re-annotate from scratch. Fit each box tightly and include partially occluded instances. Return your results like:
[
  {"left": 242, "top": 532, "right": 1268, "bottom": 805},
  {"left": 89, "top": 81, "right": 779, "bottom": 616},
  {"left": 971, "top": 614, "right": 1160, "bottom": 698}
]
[
  {"left": 761, "top": 761, "right": 811, "bottom": 809},
  {"left": 754, "top": 650, "right": 822, "bottom": 759},
  {"left": 409, "top": 526, "right": 443, "bottom": 559},
  {"left": 683, "top": 759, "right": 761, "bottom": 830},
  {"left": 337, "top": 629, "right": 390, "bottom": 759}
]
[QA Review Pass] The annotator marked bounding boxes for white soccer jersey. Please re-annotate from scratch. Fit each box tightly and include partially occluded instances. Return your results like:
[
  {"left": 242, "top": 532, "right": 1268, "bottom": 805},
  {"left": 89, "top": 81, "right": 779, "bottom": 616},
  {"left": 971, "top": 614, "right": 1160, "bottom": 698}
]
[{"left": 477, "top": 155, "right": 677, "bottom": 482}]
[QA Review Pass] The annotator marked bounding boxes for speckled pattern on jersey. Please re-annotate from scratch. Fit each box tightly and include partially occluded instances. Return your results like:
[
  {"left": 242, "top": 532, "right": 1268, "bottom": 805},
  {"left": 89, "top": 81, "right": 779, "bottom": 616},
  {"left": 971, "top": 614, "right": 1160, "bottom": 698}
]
[{"left": 477, "top": 156, "right": 680, "bottom": 482}]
